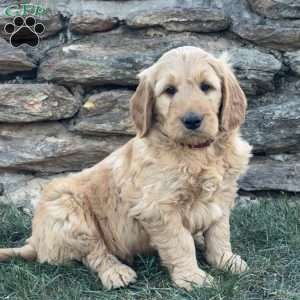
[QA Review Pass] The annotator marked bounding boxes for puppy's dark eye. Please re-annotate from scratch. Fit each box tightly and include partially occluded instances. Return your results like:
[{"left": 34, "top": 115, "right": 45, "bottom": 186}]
[
  {"left": 164, "top": 86, "right": 177, "bottom": 96},
  {"left": 200, "top": 82, "right": 212, "bottom": 93}
]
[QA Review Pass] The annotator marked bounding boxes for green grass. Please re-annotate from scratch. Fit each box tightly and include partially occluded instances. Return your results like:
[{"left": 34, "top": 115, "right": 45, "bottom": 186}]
[{"left": 0, "top": 197, "right": 300, "bottom": 300}]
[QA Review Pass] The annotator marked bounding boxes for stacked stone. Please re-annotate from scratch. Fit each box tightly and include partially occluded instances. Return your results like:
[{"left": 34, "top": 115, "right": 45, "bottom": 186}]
[{"left": 0, "top": 0, "right": 299, "bottom": 207}]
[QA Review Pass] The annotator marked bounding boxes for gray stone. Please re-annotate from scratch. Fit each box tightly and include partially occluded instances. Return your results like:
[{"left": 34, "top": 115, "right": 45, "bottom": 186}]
[
  {"left": 240, "top": 154, "right": 300, "bottom": 192},
  {"left": 0, "top": 84, "right": 81, "bottom": 122},
  {"left": 242, "top": 96, "right": 300, "bottom": 154},
  {"left": 0, "top": 37, "right": 36, "bottom": 74},
  {"left": 227, "top": 0, "right": 300, "bottom": 50},
  {"left": 0, "top": 171, "right": 71, "bottom": 208},
  {"left": 38, "top": 30, "right": 281, "bottom": 95},
  {"left": 232, "top": 18, "right": 300, "bottom": 51},
  {"left": 127, "top": 7, "right": 230, "bottom": 33},
  {"left": 38, "top": 29, "right": 182, "bottom": 86},
  {"left": 0, "top": 172, "right": 43, "bottom": 208},
  {"left": 21, "top": 35, "right": 65, "bottom": 65},
  {"left": 247, "top": 0, "right": 300, "bottom": 19},
  {"left": 55, "top": 0, "right": 224, "bottom": 19},
  {"left": 248, "top": 78, "right": 300, "bottom": 107},
  {"left": 0, "top": 122, "right": 129, "bottom": 174},
  {"left": 229, "top": 48, "right": 281, "bottom": 95},
  {"left": 35, "top": 13, "right": 64, "bottom": 39},
  {"left": 70, "top": 12, "right": 118, "bottom": 34},
  {"left": 285, "top": 51, "right": 300, "bottom": 76},
  {"left": 71, "top": 89, "right": 135, "bottom": 136},
  {"left": 236, "top": 195, "right": 260, "bottom": 208}
]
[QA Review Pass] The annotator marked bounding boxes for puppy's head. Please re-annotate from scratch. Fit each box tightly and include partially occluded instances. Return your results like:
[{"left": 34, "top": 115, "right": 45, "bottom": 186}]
[{"left": 130, "top": 46, "right": 246, "bottom": 147}]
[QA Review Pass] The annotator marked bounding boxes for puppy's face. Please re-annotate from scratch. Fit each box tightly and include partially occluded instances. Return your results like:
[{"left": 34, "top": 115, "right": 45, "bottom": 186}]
[
  {"left": 131, "top": 47, "right": 247, "bottom": 146},
  {"left": 152, "top": 53, "right": 222, "bottom": 146}
]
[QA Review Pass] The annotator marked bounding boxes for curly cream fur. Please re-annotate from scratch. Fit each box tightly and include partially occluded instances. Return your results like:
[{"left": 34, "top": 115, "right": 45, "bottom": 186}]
[{"left": 0, "top": 46, "right": 251, "bottom": 290}]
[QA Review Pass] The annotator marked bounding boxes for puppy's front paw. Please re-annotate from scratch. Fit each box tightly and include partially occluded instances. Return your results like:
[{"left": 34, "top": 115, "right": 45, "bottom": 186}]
[
  {"left": 100, "top": 264, "right": 137, "bottom": 289},
  {"left": 224, "top": 253, "right": 248, "bottom": 274},
  {"left": 208, "top": 252, "right": 248, "bottom": 274},
  {"left": 172, "top": 268, "right": 215, "bottom": 290}
]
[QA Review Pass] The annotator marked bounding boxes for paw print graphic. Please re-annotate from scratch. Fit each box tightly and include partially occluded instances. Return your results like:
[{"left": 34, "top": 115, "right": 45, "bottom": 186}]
[{"left": 4, "top": 16, "right": 45, "bottom": 47}]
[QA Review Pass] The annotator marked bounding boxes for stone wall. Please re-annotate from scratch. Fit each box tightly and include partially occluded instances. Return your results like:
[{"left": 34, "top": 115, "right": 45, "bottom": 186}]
[{"left": 0, "top": 0, "right": 299, "bottom": 207}]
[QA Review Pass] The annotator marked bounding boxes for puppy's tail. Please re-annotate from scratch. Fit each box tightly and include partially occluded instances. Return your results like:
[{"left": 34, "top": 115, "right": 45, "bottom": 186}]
[{"left": 0, "top": 241, "right": 37, "bottom": 262}]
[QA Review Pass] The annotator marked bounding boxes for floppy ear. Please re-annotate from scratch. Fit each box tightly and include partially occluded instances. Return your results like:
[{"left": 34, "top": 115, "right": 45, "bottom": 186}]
[
  {"left": 130, "top": 74, "right": 154, "bottom": 137},
  {"left": 219, "top": 61, "right": 247, "bottom": 132}
]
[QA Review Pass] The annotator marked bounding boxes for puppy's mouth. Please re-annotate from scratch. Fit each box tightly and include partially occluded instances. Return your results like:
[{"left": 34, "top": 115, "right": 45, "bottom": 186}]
[{"left": 181, "top": 139, "right": 213, "bottom": 150}]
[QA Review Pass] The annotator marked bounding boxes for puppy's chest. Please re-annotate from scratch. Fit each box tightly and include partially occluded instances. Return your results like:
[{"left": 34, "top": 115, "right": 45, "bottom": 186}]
[
  {"left": 175, "top": 166, "right": 226, "bottom": 233},
  {"left": 178, "top": 164, "right": 224, "bottom": 204}
]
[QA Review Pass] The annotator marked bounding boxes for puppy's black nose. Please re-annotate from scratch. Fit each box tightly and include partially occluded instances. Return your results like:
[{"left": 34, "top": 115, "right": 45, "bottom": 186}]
[{"left": 181, "top": 112, "right": 202, "bottom": 130}]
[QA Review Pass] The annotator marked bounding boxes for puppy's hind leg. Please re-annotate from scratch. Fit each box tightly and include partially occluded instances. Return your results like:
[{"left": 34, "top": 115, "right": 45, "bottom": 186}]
[
  {"left": 83, "top": 240, "right": 137, "bottom": 290},
  {"left": 0, "top": 242, "right": 36, "bottom": 262},
  {"left": 31, "top": 190, "right": 136, "bottom": 289}
]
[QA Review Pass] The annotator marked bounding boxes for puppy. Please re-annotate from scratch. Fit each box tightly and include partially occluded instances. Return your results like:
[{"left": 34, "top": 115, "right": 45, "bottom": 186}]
[{"left": 0, "top": 46, "right": 251, "bottom": 290}]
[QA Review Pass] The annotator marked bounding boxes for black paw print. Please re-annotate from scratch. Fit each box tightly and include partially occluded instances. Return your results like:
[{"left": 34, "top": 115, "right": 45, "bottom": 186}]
[{"left": 4, "top": 16, "right": 45, "bottom": 47}]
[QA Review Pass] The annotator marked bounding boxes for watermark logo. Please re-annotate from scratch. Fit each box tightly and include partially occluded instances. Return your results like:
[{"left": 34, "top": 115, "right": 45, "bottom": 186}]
[
  {"left": 3, "top": 1, "right": 48, "bottom": 47},
  {"left": 4, "top": 1, "right": 50, "bottom": 17},
  {"left": 4, "top": 16, "right": 45, "bottom": 47}
]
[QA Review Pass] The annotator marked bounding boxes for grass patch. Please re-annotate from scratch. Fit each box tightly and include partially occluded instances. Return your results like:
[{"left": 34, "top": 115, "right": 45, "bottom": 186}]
[{"left": 0, "top": 197, "right": 299, "bottom": 300}]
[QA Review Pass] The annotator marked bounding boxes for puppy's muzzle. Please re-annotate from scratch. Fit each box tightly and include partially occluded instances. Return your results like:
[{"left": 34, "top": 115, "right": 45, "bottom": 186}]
[{"left": 181, "top": 112, "right": 202, "bottom": 130}]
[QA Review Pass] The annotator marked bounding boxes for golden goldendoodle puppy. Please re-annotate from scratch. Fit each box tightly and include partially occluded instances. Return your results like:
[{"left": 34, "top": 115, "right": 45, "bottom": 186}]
[{"left": 0, "top": 46, "right": 251, "bottom": 290}]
